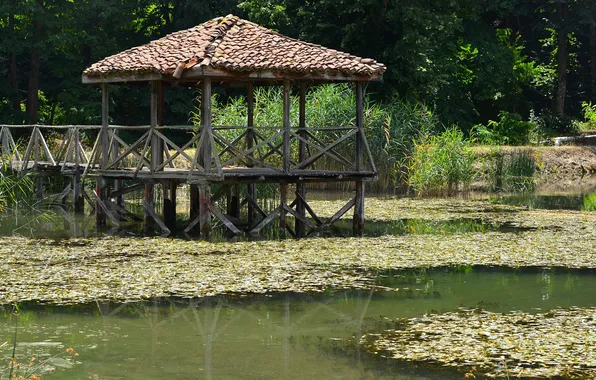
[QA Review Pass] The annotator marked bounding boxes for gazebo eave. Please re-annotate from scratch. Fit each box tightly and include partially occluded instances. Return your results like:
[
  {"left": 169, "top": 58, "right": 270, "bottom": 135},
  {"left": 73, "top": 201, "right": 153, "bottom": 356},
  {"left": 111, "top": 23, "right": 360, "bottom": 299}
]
[{"left": 81, "top": 66, "right": 383, "bottom": 85}]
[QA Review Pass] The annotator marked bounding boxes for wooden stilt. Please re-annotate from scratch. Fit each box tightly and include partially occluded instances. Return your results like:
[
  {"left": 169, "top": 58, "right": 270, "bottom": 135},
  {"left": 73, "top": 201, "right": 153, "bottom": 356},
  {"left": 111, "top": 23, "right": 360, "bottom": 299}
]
[
  {"left": 163, "top": 181, "right": 176, "bottom": 232},
  {"left": 353, "top": 82, "right": 365, "bottom": 237},
  {"left": 296, "top": 82, "right": 308, "bottom": 237},
  {"left": 247, "top": 183, "right": 257, "bottom": 229},
  {"left": 353, "top": 181, "right": 365, "bottom": 236},
  {"left": 144, "top": 81, "right": 160, "bottom": 231},
  {"left": 96, "top": 82, "right": 109, "bottom": 227},
  {"left": 279, "top": 183, "right": 288, "bottom": 239},
  {"left": 231, "top": 185, "right": 240, "bottom": 219},
  {"left": 246, "top": 82, "right": 257, "bottom": 229},
  {"left": 143, "top": 182, "right": 154, "bottom": 231},
  {"left": 199, "top": 184, "right": 211, "bottom": 237}
]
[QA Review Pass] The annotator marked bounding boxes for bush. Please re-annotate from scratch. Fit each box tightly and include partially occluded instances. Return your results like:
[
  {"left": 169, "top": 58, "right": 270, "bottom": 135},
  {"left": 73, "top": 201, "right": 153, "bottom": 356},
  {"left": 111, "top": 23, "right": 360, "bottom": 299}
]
[
  {"left": 408, "top": 127, "right": 475, "bottom": 195},
  {"left": 473, "top": 111, "right": 535, "bottom": 145}
]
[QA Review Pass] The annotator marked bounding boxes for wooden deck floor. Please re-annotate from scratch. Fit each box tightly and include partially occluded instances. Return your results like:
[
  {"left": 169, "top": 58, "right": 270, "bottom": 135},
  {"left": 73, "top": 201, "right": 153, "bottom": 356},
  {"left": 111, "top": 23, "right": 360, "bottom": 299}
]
[{"left": 9, "top": 161, "right": 376, "bottom": 183}]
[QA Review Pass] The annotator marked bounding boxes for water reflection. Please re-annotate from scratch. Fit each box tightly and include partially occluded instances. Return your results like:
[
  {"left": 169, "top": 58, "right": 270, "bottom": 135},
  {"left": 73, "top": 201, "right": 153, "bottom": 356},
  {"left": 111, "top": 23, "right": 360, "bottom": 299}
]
[{"left": 2, "top": 269, "right": 596, "bottom": 379}]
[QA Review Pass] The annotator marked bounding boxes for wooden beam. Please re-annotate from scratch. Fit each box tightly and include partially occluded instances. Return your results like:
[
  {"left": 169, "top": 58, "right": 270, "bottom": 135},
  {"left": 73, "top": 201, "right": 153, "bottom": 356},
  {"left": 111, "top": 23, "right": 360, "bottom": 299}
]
[
  {"left": 296, "top": 82, "right": 307, "bottom": 238},
  {"left": 355, "top": 82, "right": 364, "bottom": 172},
  {"left": 81, "top": 73, "right": 164, "bottom": 84},
  {"left": 183, "top": 67, "right": 383, "bottom": 83},
  {"left": 201, "top": 77, "right": 212, "bottom": 172},
  {"left": 96, "top": 83, "right": 109, "bottom": 227},
  {"left": 283, "top": 79, "right": 291, "bottom": 173}
]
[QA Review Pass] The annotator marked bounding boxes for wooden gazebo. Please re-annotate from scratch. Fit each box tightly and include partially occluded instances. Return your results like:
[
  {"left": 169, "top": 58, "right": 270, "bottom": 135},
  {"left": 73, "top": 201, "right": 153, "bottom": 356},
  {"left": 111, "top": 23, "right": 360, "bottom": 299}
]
[{"left": 81, "top": 14, "right": 385, "bottom": 237}]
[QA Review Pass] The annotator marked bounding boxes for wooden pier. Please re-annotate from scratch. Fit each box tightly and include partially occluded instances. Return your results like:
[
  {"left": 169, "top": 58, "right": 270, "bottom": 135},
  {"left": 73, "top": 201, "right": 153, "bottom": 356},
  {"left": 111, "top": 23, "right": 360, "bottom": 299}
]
[{"left": 0, "top": 15, "right": 385, "bottom": 238}]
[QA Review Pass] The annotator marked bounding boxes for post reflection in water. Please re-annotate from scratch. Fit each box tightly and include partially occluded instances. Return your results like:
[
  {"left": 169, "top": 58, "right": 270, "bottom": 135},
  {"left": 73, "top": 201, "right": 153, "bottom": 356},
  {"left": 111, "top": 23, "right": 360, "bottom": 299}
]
[{"left": 3, "top": 270, "right": 596, "bottom": 379}]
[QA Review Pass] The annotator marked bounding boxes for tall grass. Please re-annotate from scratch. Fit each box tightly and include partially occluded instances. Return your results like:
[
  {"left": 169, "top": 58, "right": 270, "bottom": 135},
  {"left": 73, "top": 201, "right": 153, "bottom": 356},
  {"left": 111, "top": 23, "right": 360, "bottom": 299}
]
[
  {"left": 0, "top": 155, "right": 34, "bottom": 212},
  {"left": 481, "top": 148, "right": 535, "bottom": 193},
  {"left": 407, "top": 128, "right": 475, "bottom": 195}
]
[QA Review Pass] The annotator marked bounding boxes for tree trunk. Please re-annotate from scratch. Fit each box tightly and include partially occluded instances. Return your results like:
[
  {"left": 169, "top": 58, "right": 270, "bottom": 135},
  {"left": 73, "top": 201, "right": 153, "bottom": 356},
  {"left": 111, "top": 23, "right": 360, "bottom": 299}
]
[
  {"left": 8, "top": 10, "right": 20, "bottom": 113},
  {"left": 26, "top": 15, "right": 42, "bottom": 124},
  {"left": 554, "top": 1, "right": 568, "bottom": 115},
  {"left": 591, "top": 25, "right": 596, "bottom": 100},
  {"left": 26, "top": 47, "right": 41, "bottom": 124}
]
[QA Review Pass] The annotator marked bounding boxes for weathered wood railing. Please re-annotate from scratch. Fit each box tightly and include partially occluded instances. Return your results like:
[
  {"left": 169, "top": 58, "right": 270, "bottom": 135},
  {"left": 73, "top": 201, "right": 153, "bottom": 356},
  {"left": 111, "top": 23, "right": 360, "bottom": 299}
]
[{"left": 0, "top": 124, "right": 376, "bottom": 179}]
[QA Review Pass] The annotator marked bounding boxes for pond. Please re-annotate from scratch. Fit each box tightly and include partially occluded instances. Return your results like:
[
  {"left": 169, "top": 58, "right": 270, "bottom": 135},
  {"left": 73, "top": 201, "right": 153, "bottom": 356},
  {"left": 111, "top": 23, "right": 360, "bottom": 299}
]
[
  {"left": 2, "top": 268, "right": 596, "bottom": 379},
  {"left": 2, "top": 187, "right": 596, "bottom": 378}
]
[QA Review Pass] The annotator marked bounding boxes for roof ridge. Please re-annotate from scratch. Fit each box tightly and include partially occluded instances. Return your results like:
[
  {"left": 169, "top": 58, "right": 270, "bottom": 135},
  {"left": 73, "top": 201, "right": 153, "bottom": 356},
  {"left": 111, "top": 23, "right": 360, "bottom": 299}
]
[{"left": 200, "top": 14, "right": 239, "bottom": 68}]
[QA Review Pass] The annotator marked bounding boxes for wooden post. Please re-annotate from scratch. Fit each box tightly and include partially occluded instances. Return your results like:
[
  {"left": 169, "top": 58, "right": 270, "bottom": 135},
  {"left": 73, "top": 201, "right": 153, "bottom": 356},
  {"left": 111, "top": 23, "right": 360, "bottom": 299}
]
[
  {"left": 163, "top": 181, "right": 176, "bottom": 232},
  {"left": 353, "top": 82, "right": 365, "bottom": 236},
  {"left": 279, "top": 183, "right": 287, "bottom": 239},
  {"left": 73, "top": 128, "right": 84, "bottom": 214},
  {"left": 144, "top": 81, "right": 159, "bottom": 231},
  {"left": 96, "top": 83, "right": 109, "bottom": 227},
  {"left": 199, "top": 78, "right": 212, "bottom": 236},
  {"left": 246, "top": 82, "right": 257, "bottom": 228},
  {"left": 283, "top": 79, "right": 291, "bottom": 174},
  {"left": 189, "top": 184, "right": 200, "bottom": 233},
  {"left": 295, "top": 83, "right": 308, "bottom": 237}
]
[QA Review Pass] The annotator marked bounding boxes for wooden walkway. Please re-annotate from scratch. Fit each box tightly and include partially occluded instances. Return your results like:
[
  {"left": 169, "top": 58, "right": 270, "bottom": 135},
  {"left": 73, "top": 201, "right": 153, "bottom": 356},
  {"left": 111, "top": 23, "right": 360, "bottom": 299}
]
[{"left": 1, "top": 123, "right": 376, "bottom": 238}]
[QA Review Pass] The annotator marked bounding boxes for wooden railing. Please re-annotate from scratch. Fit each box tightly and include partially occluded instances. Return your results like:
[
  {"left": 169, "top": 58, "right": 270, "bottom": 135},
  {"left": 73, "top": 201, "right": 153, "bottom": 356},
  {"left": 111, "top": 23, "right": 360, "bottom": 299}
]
[{"left": 0, "top": 124, "right": 376, "bottom": 180}]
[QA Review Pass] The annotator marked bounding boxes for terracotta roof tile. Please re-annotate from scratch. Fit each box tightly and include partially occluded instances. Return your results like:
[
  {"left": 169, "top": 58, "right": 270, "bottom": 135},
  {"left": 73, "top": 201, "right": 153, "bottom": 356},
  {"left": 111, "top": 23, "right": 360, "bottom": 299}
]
[{"left": 83, "top": 15, "right": 385, "bottom": 79}]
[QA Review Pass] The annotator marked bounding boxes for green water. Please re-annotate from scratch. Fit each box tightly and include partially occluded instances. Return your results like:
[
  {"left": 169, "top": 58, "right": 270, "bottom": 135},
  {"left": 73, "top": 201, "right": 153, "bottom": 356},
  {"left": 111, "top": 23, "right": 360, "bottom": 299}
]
[{"left": 2, "top": 269, "right": 596, "bottom": 379}]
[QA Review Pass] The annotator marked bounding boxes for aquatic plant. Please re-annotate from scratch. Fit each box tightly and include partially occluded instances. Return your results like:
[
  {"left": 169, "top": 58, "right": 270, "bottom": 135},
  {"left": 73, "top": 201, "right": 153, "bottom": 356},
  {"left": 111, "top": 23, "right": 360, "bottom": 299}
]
[
  {"left": 0, "top": 156, "right": 34, "bottom": 213},
  {"left": 359, "top": 307, "right": 596, "bottom": 378},
  {"left": 407, "top": 127, "right": 475, "bottom": 195}
]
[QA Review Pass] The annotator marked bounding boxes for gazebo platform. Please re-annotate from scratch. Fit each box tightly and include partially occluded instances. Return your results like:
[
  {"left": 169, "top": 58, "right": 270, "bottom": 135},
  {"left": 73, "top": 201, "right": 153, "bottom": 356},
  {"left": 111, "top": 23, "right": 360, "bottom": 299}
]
[{"left": 0, "top": 15, "right": 385, "bottom": 238}]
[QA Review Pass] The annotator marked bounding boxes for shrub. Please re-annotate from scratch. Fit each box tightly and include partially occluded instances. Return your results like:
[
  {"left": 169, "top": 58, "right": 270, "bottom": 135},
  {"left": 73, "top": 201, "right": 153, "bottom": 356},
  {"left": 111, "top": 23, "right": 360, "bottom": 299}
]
[
  {"left": 473, "top": 111, "right": 535, "bottom": 145},
  {"left": 408, "top": 127, "right": 475, "bottom": 195}
]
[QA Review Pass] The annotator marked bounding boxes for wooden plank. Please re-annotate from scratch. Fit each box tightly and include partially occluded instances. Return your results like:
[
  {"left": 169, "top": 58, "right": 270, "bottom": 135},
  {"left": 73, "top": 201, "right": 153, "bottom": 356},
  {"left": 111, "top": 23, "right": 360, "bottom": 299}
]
[
  {"left": 249, "top": 206, "right": 281, "bottom": 235},
  {"left": 320, "top": 197, "right": 355, "bottom": 230},
  {"left": 106, "top": 129, "right": 152, "bottom": 170},
  {"left": 153, "top": 130, "right": 202, "bottom": 171},
  {"left": 93, "top": 189, "right": 120, "bottom": 226},
  {"left": 284, "top": 204, "right": 315, "bottom": 230},
  {"left": 184, "top": 66, "right": 383, "bottom": 83},
  {"left": 105, "top": 198, "right": 142, "bottom": 222},
  {"left": 81, "top": 72, "right": 164, "bottom": 84},
  {"left": 294, "top": 131, "right": 355, "bottom": 170},
  {"left": 212, "top": 130, "right": 281, "bottom": 172},
  {"left": 142, "top": 199, "right": 171, "bottom": 235},
  {"left": 215, "top": 130, "right": 246, "bottom": 157},
  {"left": 110, "top": 183, "right": 144, "bottom": 198},
  {"left": 221, "top": 130, "right": 285, "bottom": 167},
  {"left": 135, "top": 129, "right": 153, "bottom": 177},
  {"left": 293, "top": 129, "right": 357, "bottom": 170},
  {"left": 296, "top": 192, "right": 323, "bottom": 226},
  {"left": 208, "top": 201, "right": 242, "bottom": 235}
]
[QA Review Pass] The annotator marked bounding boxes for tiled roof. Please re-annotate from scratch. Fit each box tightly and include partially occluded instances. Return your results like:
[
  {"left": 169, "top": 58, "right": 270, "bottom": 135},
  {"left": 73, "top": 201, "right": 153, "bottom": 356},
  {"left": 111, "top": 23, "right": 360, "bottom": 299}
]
[{"left": 83, "top": 15, "right": 386, "bottom": 80}]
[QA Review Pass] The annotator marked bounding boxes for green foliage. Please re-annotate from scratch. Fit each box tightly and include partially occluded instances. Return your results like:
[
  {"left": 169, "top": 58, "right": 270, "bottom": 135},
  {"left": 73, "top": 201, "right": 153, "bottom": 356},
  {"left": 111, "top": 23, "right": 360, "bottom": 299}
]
[
  {"left": 473, "top": 112, "right": 535, "bottom": 145},
  {"left": 482, "top": 148, "right": 535, "bottom": 193},
  {"left": 0, "top": 158, "right": 34, "bottom": 212},
  {"left": 580, "top": 102, "right": 596, "bottom": 130},
  {"left": 408, "top": 128, "right": 475, "bottom": 195}
]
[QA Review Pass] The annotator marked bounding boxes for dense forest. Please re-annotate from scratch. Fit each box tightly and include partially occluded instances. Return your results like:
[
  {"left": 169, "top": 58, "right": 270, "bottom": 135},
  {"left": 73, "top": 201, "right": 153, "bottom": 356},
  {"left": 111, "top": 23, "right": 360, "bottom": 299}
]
[{"left": 1, "top": 0, "right": 595, "bottom": 134}]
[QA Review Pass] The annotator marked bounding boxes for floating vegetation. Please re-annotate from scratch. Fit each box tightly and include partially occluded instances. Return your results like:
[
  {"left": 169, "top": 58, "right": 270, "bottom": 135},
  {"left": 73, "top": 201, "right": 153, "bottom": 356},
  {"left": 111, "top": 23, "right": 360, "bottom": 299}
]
[{"left": 359, "top": 308, "right": 596, "bottom": 379}]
